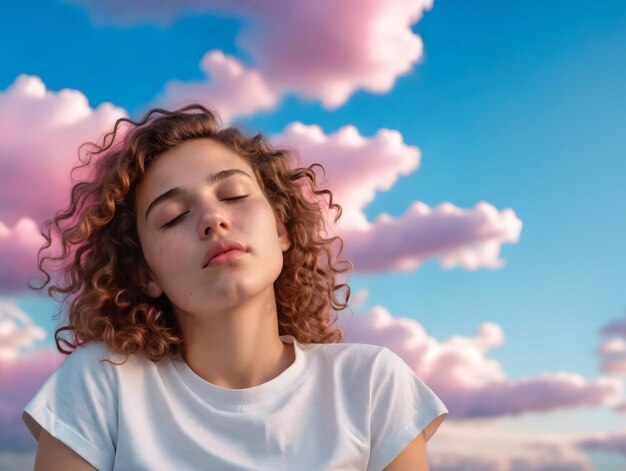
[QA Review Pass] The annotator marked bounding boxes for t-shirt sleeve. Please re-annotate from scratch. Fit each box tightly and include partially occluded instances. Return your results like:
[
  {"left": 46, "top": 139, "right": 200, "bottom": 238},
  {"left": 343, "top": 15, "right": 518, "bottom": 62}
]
[
  {"left": 22, "top": 341, "right": 118, "bottom": 471},
  {"left": 367, "top": 346, "right": 448, "bottom": 471}
]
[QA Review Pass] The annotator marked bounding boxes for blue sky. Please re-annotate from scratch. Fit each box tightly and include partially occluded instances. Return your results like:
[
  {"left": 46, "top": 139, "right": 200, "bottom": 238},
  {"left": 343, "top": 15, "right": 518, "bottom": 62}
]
[
  {"left": 2, "top": 0, "right": 626, "bottom": 469},
  {"left": 5, "top": 0, "right": 623, "bottom": 379}
]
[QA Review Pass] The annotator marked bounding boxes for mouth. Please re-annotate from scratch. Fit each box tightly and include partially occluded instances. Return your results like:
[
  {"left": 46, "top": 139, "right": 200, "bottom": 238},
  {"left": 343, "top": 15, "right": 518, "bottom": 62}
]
[
  {"left": 206, "top": 249, "right": 247, "bottom": 267},
  {"left": 202, "top": 239, "right": 248, "bottom": 268}
]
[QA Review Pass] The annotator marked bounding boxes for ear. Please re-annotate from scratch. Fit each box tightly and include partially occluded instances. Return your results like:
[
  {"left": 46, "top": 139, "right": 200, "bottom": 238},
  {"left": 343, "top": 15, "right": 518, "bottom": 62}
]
[
  {"left": 276, "top": 214, "right": 291, "bottom": 253},
  {"left": 132, "top": 260, "right": 164, "bottom": 299}
]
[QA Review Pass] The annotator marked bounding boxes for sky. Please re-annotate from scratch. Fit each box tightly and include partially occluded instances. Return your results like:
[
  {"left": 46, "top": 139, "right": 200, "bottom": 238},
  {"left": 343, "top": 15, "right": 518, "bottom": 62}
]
[{"left": 1, "top": 0, "right": 626, "bottom": 470}]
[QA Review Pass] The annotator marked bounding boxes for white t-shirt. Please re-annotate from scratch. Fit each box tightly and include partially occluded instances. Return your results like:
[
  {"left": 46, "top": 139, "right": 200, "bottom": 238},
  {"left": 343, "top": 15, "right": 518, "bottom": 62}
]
[{"left": 23, "top": 334, "right": 448, "bottom": 471}]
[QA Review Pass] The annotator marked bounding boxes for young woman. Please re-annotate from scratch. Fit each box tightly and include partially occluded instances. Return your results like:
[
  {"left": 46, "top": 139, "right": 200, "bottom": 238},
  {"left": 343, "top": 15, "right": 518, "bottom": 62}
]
[{"left": 22, "top": 104, "right": 448, "bottom": 470}]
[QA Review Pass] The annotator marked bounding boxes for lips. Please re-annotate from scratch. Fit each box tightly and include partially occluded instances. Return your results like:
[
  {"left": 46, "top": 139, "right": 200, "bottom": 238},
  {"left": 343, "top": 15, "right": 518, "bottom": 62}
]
[{"left": 202, "top": 238, "right": 248, "bottom": 268}]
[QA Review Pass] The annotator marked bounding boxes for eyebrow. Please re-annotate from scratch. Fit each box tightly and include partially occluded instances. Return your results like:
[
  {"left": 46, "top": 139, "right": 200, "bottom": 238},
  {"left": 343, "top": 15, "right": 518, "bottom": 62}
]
[{"left": 144, "top": 168, "right": 253, "bottom": 221}]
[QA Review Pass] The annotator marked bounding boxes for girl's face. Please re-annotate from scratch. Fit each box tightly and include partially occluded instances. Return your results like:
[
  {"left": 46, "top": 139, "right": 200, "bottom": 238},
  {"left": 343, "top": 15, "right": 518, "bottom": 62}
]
[{"left": 134, "top": 138, "right": 291, "bottom": 316}]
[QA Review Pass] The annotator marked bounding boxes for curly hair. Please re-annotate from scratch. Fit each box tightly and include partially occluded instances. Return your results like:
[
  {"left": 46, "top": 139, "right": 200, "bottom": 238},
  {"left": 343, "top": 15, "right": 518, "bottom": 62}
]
[{"left": 34, "top": 104, "right": 353, "bottom": 363}]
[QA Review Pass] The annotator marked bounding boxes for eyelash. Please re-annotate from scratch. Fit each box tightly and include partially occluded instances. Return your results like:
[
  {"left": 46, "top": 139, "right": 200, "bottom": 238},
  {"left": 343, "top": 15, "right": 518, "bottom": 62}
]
[{"left": 162, "top": 195, "right": 249, "bottom": 228}]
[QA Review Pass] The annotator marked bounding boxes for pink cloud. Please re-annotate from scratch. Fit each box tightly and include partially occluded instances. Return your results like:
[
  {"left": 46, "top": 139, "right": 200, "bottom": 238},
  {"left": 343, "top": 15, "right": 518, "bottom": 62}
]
[
  {"left": 336, "top": 299, "right": 624, "bottom": 419},
  {"left": 427, "top": 423, "right": 614, "bottom": 471},
  {"left": 575, "top": 427, "right": 626, "bottom": 458},
  {"left": 598, "top": 312, "right": 626, "bottom": 375},
  {"left": 601, "top": 312, "right": 626, "bottom": 338},
  {"left": 430, "top": 442, "right": 595, "bottom": 471},
  {"left": 341, "top": 201, "right": 522, "bottom": 272},
  {"left": 0, "top": 219, "right": 44, "bottom": 293},
  {"left": 270, "top": 122, "right": 523, "bottom": 272},
  {"left": 153, "top": 50, "right": 278, "bottom": 123},
  {"left": 272, "top": 122, "right": 423, "bottom": 229},
  {"left": 0, "top": 346, "right": 65, "bottom": 451},
  {"left": 598, "top": 338, "right": 626, "bottom": 375},
  {"left": 0, "top": 300, "right": 65, "bottom": 452},
  {"left": 0, "top": 74, "right": 126, "bottom": 226},
  {"left": 236, "top": 0, "right": 432, "bottom": 109},
  {"left": 69, "top": 0, "right": 434, "bottom": 110},
  {"left": 0, "top": 75, "right": 126, "bottom": 294},
  {"left": 1, "top": 74, "right": 523, "bottom": 296}
]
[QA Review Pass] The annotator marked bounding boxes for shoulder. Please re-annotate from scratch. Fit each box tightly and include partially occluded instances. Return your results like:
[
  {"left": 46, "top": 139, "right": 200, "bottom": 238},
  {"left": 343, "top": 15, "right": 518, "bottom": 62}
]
[
  {"left": 35, "top": 341, "right": 126, "bottom": 401},
  {"left": 304, "top": 341, "right": 425, "bottom": 383},
  {"left": 22, "top": 341, "right": 123, "bottom": 470},
  {"left": 305, "top": 340, "right": 387, "bottom": 371},
  {"left": 370, "top": 346, "right": 417, "bottom": 381},
  {"left": 64, "top": 340, "right": 151, "bottom": 369},
  {"left": 313, "top": 341, "right": 406, "bottom": 370},
  {"left": 59, "top": 341, "right": 124, "bottom": 375},
  {"left": 50, "top": 340, "right": 153, "bottom": 392},
  {"left": 364, "top": 346, "right": 448, "bottom": 470},
  {"left": 306, "top": 339, "right": 386, "bottom": 358},
  {"left": 65, "top": 340, "right": 115, "bottom": 363},
  {"left": 304, "top": 341, "right": 400, "bottom": 393},
  {"left": 367, "top": 345, "right": 441, "bottom": 403},
  {"left": 369, "top": 346, "right": 449, "bottom": 442}
]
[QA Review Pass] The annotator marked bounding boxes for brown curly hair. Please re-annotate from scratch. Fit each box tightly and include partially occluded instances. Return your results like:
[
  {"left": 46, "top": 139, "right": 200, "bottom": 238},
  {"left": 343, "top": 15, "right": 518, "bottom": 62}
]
[{"left": 34, "top": 103, "right": 353, "bottom": 363}]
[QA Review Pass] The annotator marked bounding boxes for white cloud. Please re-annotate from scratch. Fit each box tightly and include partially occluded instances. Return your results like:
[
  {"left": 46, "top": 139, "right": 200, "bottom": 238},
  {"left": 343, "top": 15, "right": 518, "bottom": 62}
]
[
  {"left": 155, "top": 50, "right": 278, "bottom": 123},
  {"left": 69, "top": 0, "right": 435, "bottom": 111},
  {"left": 337, "top": 306, "right": 623, "bottom": 419},
  {"left": 0, "top": 301, "right": 46, "bottom": 359},
  {"left": 271, "top": 123, "right": 523, "bottom": 272}
]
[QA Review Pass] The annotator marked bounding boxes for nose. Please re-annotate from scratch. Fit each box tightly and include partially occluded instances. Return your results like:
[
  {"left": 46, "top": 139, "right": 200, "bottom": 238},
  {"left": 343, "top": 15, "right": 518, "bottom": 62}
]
[{"left": 198, "top": 203, "right": 231, "bottom": 239}]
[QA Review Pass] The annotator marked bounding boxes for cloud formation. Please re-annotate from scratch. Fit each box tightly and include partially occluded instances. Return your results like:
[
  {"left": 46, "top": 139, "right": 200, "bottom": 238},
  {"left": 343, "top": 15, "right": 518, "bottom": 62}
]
[
  {"left": 271, "top": 122, "right": 523, "bottom": 272},
  {"left": 0, "top": 74, "right": 126, "bottom": 226},
  {"left": 0, "top": 304, "right": 64, "bottom": 451},
  {"left": 0, "top": 219, "right": 44, "bottom": 293},
  {"left": 68, "top": 0, "right": 434, "bottom": 111},
  {"left": 575, "top": 427, "right": 626, "bottom": 459},
  {"left": 0, "top": 75, "right": 126, "bottom": 294},
  {"left": 233, "top": 0, "right": 432, "bottom": 109},
  {"left": 153, "top": 50, "right": 278, "bottom": 123},
  {"left": 598, "top": 312, "right": 626, "bottom": 376},
  {"left": 0, "top": 302, "right": 46, "bottom": 360},
  {"left": 337, "top": 295, "right": 623, "bottom": 420},
  {"left": 430, "top": 439, "right": 595, "bottom": 471},
  {"left": 0, "top": 76, "right": 523, "bottom": 295},
  {"left": 0, "top": 346, "right": 65, "bottom": 451}
]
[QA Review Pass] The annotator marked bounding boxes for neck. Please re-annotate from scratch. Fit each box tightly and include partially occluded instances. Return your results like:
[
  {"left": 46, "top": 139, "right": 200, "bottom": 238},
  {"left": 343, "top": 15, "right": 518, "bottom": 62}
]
[{"left": 173, "top": 286, "right": 295, "bottom": 389}]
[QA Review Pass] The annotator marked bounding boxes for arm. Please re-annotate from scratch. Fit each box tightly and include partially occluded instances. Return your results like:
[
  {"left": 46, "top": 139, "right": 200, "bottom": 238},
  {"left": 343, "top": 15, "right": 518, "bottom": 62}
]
[
  {"left": 34, "top": 429, "right": 98, "bottom": 471},
  {"left": 383, "top": 431, "right": 429, "bottom": 471},
  {"left": 23, "top": 342, "right": 118, "bottom": 471},
  {"left": 367, "top": 347, "right": 448, "bottom": 471}
]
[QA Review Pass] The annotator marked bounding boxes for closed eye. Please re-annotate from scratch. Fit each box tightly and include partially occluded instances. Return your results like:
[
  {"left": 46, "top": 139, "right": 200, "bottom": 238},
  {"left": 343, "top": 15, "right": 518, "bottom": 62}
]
[
  {"left": 225, "top": 195, "right": 249, "bottom": 202},
  {"left": 162, "top": 211, "right": 189, "bottom": 228}
]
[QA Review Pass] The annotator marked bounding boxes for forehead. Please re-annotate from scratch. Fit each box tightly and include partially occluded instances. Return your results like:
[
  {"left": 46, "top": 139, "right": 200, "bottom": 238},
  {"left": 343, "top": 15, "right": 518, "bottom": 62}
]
[
  {"left": 148, "top": 138, "right": 252, "bottom": 178},
  {"left": 137, "top": 138, "right": 255, "bottom": 195}
]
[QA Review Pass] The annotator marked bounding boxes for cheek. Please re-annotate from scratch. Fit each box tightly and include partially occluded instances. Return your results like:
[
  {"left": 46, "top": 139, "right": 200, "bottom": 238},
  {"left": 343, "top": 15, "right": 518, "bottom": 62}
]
[
  {"left": 257, "top": 210, "right": 281, "bottom": 244},
  {"left": 239, "top": 200, "right": 268, "bottom": 229},
  {"left": 144, "top": 235, "right": 187, "bottom": 272}
]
